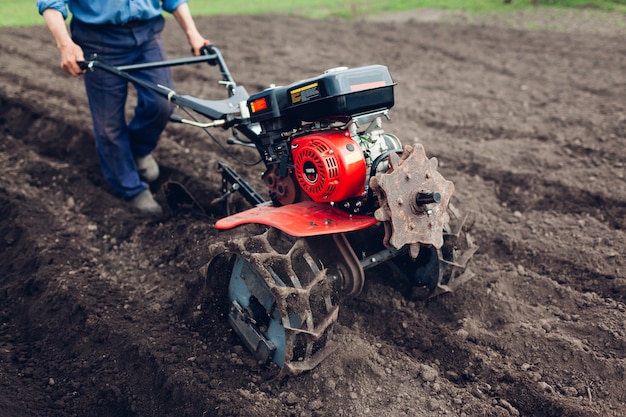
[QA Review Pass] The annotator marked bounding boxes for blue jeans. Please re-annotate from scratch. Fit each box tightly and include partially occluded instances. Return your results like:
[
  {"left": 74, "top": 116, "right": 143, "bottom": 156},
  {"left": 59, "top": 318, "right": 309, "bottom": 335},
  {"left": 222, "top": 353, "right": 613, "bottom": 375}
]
[{"left": 71, "top": 16, "right": 174, "bottom": 199}]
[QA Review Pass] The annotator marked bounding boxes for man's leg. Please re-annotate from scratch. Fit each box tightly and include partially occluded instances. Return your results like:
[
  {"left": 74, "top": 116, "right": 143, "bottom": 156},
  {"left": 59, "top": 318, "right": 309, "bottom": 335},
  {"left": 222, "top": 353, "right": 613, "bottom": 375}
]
[
  {"left": 83, "top": 69, "right": 161, "bottom": 214},
  {"left": 72, "top": 19, "right": 149, "bottom": 200},
  {"left": 84, "top": 60, "right": 147, "bottom": 200},
  {"left": 128, "top": 35, "right": 175, "bottom": 159}
]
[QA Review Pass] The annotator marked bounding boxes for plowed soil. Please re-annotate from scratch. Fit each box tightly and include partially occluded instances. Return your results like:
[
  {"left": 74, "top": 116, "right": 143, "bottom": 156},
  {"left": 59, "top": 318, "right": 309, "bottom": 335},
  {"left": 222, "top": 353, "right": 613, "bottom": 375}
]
[{"left": 1, "top": 10, "right": 625, "bottom": 417}]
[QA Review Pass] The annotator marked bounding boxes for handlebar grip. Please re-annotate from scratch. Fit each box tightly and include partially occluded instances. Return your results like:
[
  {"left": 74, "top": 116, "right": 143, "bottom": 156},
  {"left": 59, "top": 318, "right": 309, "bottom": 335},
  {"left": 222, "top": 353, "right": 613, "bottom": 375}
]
[
  {"left": 195, "top": 41, "right": 217, "bottom": 66},
  {"left": 169, "top": 114, "right": 183, "bottom": 123},
  {"left": 200, "top": 41, "right": 214, "bottom": 55},
  {"left": 78, "top": 54, "right": 98, "bottom": 70}
]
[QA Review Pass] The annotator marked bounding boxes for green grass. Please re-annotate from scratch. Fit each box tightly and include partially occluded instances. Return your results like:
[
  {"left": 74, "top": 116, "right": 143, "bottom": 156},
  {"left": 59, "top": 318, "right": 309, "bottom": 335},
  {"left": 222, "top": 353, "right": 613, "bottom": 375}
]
[{"left": 4, "top": 0, "right": 626, "bottom": 27}]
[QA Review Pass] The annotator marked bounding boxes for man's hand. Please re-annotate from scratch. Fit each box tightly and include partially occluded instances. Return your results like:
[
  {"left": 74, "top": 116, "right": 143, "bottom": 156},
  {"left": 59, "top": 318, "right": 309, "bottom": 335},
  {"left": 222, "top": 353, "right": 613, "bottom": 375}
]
[
  {"left": 190, "top": 38, "right": 211, "bottom": 57},
  {"left": 172, "top": 3, "right": 210, "bottom": 56},
  {"left": 42, "top": 8, "right": 85, "bottom": 77},
  {"left": 59, "top": 41, "right": 86, "bottom": 77}
]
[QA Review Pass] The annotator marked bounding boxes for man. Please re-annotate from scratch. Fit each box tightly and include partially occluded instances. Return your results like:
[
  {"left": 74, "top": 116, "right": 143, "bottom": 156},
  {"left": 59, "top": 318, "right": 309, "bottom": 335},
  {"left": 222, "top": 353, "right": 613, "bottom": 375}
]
[{"left": 37, "top": 0, "right": 209, "bottom": 215}]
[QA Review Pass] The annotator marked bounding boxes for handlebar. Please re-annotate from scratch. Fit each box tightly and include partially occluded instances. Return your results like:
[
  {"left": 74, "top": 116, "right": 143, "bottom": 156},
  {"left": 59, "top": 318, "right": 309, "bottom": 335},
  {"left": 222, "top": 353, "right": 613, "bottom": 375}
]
[{"left": 77, "top": 46, "right": 250, "bottom": 126}]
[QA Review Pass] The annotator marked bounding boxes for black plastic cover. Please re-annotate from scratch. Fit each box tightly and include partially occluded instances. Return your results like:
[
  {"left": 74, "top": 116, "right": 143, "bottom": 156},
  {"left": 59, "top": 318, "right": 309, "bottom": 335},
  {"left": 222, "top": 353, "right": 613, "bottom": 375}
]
[{"left": 247, "top": 65, "right": 395, "bottom": 124}]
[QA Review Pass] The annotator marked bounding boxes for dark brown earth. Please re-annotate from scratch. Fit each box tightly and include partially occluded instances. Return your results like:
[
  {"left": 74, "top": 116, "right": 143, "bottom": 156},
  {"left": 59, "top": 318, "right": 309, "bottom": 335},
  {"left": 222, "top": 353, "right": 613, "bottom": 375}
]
[{"left": 1, "top": 10, "right": 625, "bottom": 417}]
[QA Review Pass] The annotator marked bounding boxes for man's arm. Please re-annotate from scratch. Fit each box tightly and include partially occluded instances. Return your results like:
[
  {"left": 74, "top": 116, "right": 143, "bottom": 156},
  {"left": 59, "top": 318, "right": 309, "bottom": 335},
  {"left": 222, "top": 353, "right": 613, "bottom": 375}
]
[
  {"left": 171, "top": 3, "right": 209, "bottom": 56},
  {"left": 42, "top": 8, "right": 85, "bottom": 77}
]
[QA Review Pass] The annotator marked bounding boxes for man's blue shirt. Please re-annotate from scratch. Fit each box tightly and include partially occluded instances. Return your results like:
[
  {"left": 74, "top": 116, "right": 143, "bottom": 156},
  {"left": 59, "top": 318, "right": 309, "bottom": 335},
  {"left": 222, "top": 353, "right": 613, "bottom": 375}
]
[{"left": 37, "top": 0, "right": 188, "bottom": 24}]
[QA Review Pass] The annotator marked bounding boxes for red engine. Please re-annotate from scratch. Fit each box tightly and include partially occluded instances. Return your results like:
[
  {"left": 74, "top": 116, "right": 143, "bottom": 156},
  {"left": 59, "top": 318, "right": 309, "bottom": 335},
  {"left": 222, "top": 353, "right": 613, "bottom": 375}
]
[{"left": 291, "top": 131, "right": 367, "bottom": 203}]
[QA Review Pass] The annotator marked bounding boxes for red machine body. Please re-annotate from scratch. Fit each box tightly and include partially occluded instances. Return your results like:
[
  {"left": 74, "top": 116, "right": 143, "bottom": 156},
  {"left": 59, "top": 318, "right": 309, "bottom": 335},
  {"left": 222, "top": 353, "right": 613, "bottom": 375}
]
[{"left": 214, "top": 201, "right": 378, "bottom": 236}]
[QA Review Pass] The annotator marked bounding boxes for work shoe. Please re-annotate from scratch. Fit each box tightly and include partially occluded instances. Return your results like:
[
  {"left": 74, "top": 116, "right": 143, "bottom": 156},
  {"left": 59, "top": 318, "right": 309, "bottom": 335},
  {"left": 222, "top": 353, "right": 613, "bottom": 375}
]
[
  {"left": 135, "top": 154, "right": 160, "bottom": 183},
  {"left": 128, "top": 189, "right": 163, "bottom": 215}
]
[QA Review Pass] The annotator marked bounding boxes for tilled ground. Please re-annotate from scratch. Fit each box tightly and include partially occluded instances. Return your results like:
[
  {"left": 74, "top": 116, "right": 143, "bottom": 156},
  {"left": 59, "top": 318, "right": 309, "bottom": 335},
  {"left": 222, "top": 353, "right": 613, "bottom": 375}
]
[{"left": 1, "top": 10, "right": 625, "bottom": 417}]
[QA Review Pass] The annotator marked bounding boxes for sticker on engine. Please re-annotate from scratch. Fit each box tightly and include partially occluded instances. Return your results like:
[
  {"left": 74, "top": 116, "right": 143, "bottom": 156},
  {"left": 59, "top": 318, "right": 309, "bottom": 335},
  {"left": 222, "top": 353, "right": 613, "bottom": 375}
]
[
  {"left": 290, "top": 82, "right": 320, "bottom": 104},
  {"left": 350, "top": 80, "right": 387, "bottom": 92}
]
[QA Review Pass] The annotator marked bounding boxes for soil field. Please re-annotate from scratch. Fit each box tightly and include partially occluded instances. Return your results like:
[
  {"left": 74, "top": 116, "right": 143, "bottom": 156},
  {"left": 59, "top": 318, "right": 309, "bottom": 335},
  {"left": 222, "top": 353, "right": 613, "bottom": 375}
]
[{"left": 1, "top": 10, "right": 625, "bottom": 417}]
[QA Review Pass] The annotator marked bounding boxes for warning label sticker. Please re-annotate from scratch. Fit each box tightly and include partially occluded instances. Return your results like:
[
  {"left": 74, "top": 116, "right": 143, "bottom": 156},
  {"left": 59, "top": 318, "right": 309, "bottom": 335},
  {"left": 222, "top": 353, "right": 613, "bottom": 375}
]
[{"left": 290, "top": 82, "right": 320, "bottom": 104}]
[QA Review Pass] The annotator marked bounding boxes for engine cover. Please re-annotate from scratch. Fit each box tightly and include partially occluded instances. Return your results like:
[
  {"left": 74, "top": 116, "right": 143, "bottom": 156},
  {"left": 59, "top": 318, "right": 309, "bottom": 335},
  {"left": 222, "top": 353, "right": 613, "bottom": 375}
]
[
  {"left": 247, "top": 65, "right": 394, "bottom": 125},
  {"left": 292, "top": 131, "right": 366, "bottom": 202}
]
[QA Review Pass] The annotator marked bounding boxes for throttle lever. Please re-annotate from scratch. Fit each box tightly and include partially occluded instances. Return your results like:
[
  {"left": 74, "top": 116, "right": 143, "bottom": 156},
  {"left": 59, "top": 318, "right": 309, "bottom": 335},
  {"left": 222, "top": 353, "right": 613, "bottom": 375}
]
[{"left": 169, "top": 114, "right": 225, "bottom": 128}]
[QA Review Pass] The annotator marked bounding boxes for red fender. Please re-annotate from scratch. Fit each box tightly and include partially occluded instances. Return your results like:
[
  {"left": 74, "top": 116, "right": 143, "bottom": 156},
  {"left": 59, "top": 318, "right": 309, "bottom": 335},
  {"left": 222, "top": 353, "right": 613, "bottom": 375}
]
[{"left": 215, "top": 201, "right": 378, "bottom": 237}]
